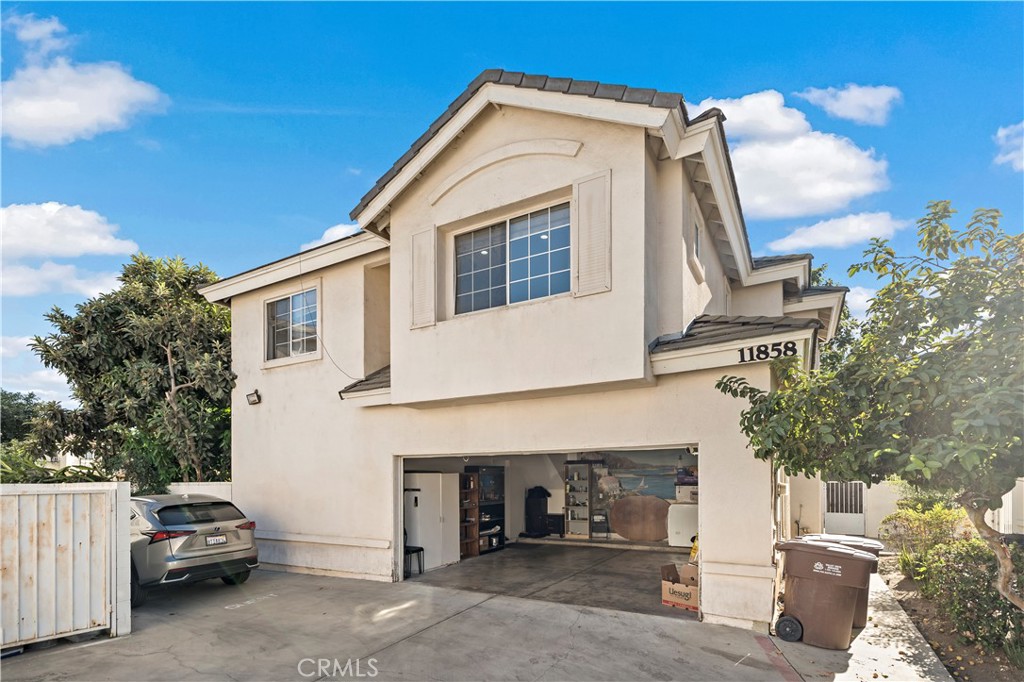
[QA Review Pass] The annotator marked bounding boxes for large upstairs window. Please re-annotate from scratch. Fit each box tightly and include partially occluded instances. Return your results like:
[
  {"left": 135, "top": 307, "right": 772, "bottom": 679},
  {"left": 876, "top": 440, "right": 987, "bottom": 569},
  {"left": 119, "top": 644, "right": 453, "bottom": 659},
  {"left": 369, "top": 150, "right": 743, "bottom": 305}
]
[{"left": 454, "top": 202, "right": 571, "bottom": 315}]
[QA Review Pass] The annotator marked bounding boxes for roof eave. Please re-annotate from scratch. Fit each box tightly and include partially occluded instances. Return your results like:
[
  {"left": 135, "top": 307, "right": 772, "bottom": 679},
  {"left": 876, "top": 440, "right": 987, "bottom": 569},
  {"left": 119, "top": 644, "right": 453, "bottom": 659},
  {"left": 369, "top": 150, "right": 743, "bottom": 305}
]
[{"left": 199, "top": 232, "right": 389, "bottom": 303}]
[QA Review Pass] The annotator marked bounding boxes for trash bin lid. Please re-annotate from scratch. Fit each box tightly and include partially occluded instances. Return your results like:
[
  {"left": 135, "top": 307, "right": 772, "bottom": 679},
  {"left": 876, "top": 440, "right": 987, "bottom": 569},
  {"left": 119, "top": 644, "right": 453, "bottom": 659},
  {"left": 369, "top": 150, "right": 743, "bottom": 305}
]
[
  {"left": 777, "top": 539, "right": 878, "bottom": 588},
  {"left": 801, "top": 533, "right": 883, "bottom": 554}
]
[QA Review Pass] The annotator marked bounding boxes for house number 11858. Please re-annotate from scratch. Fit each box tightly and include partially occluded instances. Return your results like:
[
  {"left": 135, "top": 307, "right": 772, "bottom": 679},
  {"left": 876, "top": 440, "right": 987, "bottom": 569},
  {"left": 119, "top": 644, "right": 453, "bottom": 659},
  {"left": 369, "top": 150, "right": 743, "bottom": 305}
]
[{"left": 737, "top": 341, "right": 798, "bottom": 363}]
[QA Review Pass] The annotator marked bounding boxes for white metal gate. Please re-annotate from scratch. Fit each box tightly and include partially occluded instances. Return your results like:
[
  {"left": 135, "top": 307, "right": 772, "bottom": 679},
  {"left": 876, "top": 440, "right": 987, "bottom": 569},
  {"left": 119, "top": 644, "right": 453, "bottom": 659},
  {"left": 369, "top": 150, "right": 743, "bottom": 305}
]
[
  {"left": 824, "top": 481, "right": 866, "bottom": 535},
  {"left": 1, "top": 482, "right": 131, "bottom": 648}
]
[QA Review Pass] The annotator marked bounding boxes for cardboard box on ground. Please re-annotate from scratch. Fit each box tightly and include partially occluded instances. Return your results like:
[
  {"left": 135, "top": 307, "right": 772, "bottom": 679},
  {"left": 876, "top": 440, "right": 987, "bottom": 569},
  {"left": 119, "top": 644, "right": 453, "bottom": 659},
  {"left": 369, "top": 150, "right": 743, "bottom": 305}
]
[{"left": 661, "top": 562, "right": 699, "bottom": 611}]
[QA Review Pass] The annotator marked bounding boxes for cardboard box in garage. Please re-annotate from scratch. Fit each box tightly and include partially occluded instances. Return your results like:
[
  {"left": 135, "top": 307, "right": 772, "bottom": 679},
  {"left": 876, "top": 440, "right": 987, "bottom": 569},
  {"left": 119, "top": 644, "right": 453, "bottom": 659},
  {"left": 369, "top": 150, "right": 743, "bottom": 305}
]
[{"left": 661, "top": 563, "right": 699, "bottom": 611}]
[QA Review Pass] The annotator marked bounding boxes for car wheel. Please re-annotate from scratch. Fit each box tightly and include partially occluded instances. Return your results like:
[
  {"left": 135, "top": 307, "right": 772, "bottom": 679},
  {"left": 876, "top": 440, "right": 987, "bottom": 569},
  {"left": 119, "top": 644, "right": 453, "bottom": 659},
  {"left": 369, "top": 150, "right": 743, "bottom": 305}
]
[
  {"left": 221, "top": 570, "right": 251, "bottom": 585},
  {"left": 130, "top": 566, "right": 146, "bottom": 608}
]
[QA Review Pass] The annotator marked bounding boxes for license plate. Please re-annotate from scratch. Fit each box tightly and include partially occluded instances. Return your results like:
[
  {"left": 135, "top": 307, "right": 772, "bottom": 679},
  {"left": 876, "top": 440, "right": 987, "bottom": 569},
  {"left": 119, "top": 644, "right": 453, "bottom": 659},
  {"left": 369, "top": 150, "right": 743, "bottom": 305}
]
[{"left": 205, "top": 535, "right": 227, "bottom": 546}]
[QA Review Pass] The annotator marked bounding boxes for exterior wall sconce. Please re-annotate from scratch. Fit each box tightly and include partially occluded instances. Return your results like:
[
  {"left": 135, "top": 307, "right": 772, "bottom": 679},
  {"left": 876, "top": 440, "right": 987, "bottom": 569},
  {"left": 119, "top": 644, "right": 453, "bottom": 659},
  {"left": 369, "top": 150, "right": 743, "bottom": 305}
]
[{"left": 246, "top": 390, "right": 262, "bottom": 405}]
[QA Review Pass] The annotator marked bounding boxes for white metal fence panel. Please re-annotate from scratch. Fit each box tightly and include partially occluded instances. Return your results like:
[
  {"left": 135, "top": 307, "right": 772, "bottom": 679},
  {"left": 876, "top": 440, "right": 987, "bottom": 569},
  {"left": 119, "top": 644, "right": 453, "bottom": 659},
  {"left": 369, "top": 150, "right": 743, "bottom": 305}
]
[{"left": 1, "top": 482, "right": 130, "bottom": 648}]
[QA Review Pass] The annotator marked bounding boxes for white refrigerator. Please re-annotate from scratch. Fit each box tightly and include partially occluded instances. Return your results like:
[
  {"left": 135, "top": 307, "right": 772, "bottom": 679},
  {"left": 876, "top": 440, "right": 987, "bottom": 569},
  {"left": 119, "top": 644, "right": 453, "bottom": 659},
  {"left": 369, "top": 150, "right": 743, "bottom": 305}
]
[
  {"left": 403, "top": 473, "right": 460, "bottom": 570},
  {"left": 668, "top": 503, "right": 699, "bottom": 548}
]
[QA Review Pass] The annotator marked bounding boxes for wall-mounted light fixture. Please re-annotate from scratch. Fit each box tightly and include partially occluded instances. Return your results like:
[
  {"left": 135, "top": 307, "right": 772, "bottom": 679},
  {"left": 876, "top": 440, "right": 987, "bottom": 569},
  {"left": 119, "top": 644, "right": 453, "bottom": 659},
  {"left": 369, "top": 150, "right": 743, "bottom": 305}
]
[{"left": 246, "top": 390, "right": 262, "bottom": 406}]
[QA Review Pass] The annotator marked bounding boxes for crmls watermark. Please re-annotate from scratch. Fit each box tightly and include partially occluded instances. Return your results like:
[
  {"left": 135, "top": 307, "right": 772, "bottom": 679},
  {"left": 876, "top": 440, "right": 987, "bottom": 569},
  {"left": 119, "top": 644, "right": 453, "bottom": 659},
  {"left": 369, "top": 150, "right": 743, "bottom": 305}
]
[{"left": 297, "top": 658, "right": 379, "bottom": 678}]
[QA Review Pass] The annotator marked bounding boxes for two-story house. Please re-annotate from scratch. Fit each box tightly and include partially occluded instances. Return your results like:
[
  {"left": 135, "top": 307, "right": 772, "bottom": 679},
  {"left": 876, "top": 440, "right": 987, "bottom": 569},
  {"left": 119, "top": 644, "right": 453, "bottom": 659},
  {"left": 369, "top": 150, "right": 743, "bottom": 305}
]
[{"left": 200, "top": 70, "right": 846, "bottom": 632}]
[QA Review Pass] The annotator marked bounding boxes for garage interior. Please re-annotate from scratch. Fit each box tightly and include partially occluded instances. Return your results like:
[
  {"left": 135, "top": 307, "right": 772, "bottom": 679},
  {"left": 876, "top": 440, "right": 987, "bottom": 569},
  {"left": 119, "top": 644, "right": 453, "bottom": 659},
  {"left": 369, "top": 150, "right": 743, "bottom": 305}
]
[{"left": 401, "top": 449, "right": 699, "bottom": 618}]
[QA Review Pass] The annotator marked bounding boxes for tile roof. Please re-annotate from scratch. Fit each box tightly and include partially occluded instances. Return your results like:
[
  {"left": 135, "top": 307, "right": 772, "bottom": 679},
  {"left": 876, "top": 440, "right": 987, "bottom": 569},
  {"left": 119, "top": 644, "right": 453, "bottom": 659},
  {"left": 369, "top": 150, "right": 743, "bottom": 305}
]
[
  {"left": 340, "top": 365, "right": 391, "bottom": 395},
  {"left": 801, "top": 285, "right": 849, "bottom": 295},
  {"left": 752, "top": 254, "right": 812, "bottom": 269},
  {"left": 349, "top": 69, "right": 691, "bottom": 221},
  {"left": 650, "top": 315, "right": 822, "bottom": 355}
]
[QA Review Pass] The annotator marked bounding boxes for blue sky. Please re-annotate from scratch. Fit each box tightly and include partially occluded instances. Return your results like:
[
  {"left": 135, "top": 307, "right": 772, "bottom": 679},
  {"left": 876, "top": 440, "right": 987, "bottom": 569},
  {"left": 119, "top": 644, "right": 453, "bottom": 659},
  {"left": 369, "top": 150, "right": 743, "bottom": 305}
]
[{"left": 2, "top": 2, "right": 1022, "bottom": 402}]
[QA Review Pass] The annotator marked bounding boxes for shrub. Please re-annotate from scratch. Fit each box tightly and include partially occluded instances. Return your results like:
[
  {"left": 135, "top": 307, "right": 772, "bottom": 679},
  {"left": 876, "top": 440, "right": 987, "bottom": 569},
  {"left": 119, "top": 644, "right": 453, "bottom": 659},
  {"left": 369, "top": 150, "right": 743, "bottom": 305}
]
[
  {"left": 878, "top": 503, "right": 974, "bottom": 556},
  {"left": 1005, "top": 636, "right": 1024, "bottom": 670},
  {"left": 0, "top": 441, "right": 107, "bottom": 484},
  {"left": 919, "top": 538, "right": 1024, "bottom": 653},
  {"left": 898, "top": 548, "right": 925, "bottom": 580},
  {"left": 888, "top": 477, "right": 959, "bottom": 510}
]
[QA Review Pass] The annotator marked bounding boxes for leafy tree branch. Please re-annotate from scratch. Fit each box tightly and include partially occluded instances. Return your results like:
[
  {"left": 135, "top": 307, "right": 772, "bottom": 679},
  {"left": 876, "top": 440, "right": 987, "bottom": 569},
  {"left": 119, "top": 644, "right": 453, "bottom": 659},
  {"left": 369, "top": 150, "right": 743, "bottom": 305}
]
[{"left": 718, "top": 201, "right": 1023, "bottom": 612}]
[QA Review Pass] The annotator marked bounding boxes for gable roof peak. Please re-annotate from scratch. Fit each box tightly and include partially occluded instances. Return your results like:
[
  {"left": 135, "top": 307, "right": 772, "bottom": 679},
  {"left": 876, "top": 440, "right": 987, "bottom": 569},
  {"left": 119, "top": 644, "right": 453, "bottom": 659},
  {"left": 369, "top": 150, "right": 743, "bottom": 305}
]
[{"left": 350, "top": 69, "right": 691, "bottom": 222}]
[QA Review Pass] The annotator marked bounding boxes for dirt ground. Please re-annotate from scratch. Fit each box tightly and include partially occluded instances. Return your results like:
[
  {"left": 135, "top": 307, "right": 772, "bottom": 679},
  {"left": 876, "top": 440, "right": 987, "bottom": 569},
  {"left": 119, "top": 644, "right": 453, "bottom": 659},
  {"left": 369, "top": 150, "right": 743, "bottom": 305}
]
[{"left": 878, "top": 555, "right": 1020, "bottom": 682}]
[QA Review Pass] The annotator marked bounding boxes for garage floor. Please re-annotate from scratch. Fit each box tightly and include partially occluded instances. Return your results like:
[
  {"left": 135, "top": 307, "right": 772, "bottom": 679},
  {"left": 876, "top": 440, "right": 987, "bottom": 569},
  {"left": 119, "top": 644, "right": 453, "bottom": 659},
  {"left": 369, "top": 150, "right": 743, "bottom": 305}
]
[{"left": 408, "top": 542, "right": 696, "bottom": 620}]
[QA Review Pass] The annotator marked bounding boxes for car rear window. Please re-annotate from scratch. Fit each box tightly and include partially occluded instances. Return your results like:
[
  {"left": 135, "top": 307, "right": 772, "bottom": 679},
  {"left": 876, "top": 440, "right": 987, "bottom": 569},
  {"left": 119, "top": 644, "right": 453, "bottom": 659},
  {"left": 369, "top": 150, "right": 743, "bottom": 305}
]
[{"left": 157, "top": 502, "right": 245, "bottom": 526}]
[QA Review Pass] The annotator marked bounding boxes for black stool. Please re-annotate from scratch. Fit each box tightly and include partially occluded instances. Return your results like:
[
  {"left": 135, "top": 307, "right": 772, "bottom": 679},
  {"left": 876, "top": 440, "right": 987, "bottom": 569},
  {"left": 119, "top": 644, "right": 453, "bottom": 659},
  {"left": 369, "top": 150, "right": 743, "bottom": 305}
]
[{"left": 403, "top": 529, "right": 424, "bottom": 579}]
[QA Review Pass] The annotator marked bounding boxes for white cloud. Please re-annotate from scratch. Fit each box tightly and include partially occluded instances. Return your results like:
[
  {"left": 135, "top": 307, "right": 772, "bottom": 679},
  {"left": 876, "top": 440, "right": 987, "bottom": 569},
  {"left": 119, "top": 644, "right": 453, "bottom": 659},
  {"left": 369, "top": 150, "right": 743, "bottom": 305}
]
[
  {"left": 768, "top": 212, "right": 910, "bottom": 252},
  {"left": 3, "top": 367, "right": 74, "bottom": 404},
  {"left": 301, "top": 223, "right": 363, "bottom": 251},
  {"left": 994, "top": 121, "right": 1023, "bottom": 172},
  {"left": 846, "top": 286, "right": 877, "bottom": 320},
  {"left": 3, "top": 58, "right": 167, "bottom": 147},
  {"left": 1, "top": 262, "right": 120, "bottom": 298},
  {"left": 1, "top": 12, "right": 167, "bottom": 147},
  {"left": 691, "top": 91, "right": 889, "bottom": 219},
  {"left": 1, "top": 202, "right": 138, "bottom": 261},
  {"left": 695, "top": 90, "right": 810, "bottom": 140},
  {"left": 796, "top": 84, "right": 903, "bottom": 126},
  {"left": 0, "top": 336, "right": 34, "bottom": 358},
  {"left": 2, "top": 13, "right": 70, "bottom": 64}
]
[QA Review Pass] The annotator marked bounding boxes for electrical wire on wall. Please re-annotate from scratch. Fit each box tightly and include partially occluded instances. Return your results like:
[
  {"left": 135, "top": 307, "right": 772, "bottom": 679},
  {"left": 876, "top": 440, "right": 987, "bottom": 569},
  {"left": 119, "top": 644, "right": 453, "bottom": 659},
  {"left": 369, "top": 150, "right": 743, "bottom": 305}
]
[{"left": 294, "top": 247, "right": 362, "bottom": 384}]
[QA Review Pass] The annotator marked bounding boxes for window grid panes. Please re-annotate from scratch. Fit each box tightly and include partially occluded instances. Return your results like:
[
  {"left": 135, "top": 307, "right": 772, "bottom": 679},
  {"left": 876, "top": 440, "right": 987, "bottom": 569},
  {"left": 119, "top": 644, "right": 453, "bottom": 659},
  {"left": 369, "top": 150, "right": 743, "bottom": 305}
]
[
  {"left": 266, "top": 289, "right": 318, "bottom": 360},
  {"left": 455, "top": 224, "right": 506, "bottom": 314},
  {"left": 508, "top": 203, "right": 570, "bottom": 304},
  {"left": 454, "top": 202, "right": 570, "bottom": 315}
]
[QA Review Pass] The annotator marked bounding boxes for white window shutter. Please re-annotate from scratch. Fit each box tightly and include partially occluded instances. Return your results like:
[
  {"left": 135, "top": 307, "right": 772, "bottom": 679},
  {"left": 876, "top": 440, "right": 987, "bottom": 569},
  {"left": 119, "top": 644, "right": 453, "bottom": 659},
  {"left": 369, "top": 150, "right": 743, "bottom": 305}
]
[
  {"left": 410, "top": 229, "right": 436, "bottom": 327},
  {"left": 573, "top": 170, "right": 612, "bottom": 296}
]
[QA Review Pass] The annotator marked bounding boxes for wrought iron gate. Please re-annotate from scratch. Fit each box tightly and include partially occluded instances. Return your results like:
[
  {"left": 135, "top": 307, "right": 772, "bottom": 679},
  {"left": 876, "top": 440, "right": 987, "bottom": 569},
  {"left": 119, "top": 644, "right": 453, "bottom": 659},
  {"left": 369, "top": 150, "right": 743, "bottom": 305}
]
[{"left": 824, "top": 481, "right": 866, "bottom": 535}]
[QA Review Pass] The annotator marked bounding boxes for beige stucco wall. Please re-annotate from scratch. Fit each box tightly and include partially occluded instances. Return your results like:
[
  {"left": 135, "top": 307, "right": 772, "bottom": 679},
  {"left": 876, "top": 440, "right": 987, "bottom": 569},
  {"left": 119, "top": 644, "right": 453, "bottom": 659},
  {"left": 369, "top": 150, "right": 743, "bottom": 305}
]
[
  {"left": 362, "top": 262, "right": 390, "bottom": 376},
  {"left": 646, "top": 153, "right": 730, "bottom": 344},
  {"left": 862, "top": 480, "right": 901, "bottom": 538},
  {"left": 387, "top": 105, "right": 650, "bottom": 405},
  {"left": 228, "top": 255, "right": 779, "bottom": 626},
  {"left": 787, "top": 474, "right": 824, "bottom": 536},
  {"left": 221, "top": 103, "right": 796, "bottom": 631},
  {"left": 731, "top": 282, "right": 784, "bottom": 317}
]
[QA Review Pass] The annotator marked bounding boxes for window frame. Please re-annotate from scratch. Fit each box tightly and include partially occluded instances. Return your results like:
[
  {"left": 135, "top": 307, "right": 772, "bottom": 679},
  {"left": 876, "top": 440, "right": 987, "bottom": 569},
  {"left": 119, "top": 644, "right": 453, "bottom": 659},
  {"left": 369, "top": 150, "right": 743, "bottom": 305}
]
[
  {"left": 444, "top": 198, "right": 573, "bottom": 319},
  {"left": 262, "top": 279, "right": 323, "bottom": 369}
]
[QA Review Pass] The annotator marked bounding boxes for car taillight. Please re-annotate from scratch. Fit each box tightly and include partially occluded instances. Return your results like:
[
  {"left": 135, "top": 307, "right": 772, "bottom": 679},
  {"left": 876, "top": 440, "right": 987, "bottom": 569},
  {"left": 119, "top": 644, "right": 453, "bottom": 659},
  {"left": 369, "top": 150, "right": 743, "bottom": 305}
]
[
  {"left": 236, "top": 521, "right": 256, "bottom": 530},
  {"left": 145, "top": 530, "right": 196, "bottom": 544}
]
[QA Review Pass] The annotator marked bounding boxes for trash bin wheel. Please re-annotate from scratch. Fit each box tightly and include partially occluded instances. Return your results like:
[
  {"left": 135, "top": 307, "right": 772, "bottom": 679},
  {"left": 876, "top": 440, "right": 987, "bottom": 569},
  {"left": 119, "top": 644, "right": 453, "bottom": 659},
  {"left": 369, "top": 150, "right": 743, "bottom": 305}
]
[{"left": 776, "top": 615, "right": 803, "bottom": 642}]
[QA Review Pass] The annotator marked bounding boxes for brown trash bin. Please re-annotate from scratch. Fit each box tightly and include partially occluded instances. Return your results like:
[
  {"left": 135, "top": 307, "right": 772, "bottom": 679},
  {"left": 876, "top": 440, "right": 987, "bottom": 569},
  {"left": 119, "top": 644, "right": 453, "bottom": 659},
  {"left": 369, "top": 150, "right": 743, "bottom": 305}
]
[
  {"left": 801, "top": 534, "right": 884, "bottom": 628},
  {"left": 776, "top": 540, "right": 878, "bottom": 650}
]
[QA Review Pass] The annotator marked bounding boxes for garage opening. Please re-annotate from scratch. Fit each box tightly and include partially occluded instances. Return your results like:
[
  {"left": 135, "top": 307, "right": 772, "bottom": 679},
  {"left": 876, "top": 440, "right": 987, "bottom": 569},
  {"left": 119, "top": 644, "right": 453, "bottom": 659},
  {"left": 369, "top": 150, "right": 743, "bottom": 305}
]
[{"left": 398, "top": 449, "right": 698, "bottom": 618}]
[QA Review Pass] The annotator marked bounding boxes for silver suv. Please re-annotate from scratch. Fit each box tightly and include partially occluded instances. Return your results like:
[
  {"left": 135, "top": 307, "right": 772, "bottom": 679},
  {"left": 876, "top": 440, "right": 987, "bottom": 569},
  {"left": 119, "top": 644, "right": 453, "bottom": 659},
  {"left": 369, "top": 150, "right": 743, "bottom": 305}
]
[{"left": 129, "top": 494, "right": 259, "bottom": 607}]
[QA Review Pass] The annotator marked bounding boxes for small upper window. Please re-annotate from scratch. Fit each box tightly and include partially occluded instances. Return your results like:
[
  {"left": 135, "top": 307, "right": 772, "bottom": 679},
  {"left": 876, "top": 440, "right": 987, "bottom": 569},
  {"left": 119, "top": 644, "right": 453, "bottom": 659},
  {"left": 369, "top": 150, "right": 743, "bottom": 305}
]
[
  {"left": 266, "top": 289, "right": 317, "bottom": 360},
  {"left": 454, "top": 202, "right": 571, "bottom": 315}
]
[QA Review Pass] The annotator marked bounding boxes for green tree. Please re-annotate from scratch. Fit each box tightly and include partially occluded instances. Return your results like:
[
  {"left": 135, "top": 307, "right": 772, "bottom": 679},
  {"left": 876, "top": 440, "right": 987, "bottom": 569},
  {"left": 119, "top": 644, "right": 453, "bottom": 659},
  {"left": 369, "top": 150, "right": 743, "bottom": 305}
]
[
  {"left": 717, "top": 202, "right": 1024, "bottom": 611},
  {"left": 1, "top": 389, "right": 42, "bottom": 442},
  {"left": 31, "top": 254, "right": 235, "bottom": 489}
]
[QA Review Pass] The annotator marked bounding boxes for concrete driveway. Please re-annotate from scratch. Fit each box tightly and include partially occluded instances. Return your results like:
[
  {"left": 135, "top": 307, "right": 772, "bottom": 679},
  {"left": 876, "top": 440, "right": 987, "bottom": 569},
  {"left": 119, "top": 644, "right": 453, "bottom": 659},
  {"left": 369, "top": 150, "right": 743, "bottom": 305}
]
[
  {"left": 2, "top": 556, "right": 949, "bottom": 681},
  {"left": 4, "top": 568, "right": 798, "bottom": 681},
  {"left": 409, "top": 543, "right": 697, "bottom": 620}
]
